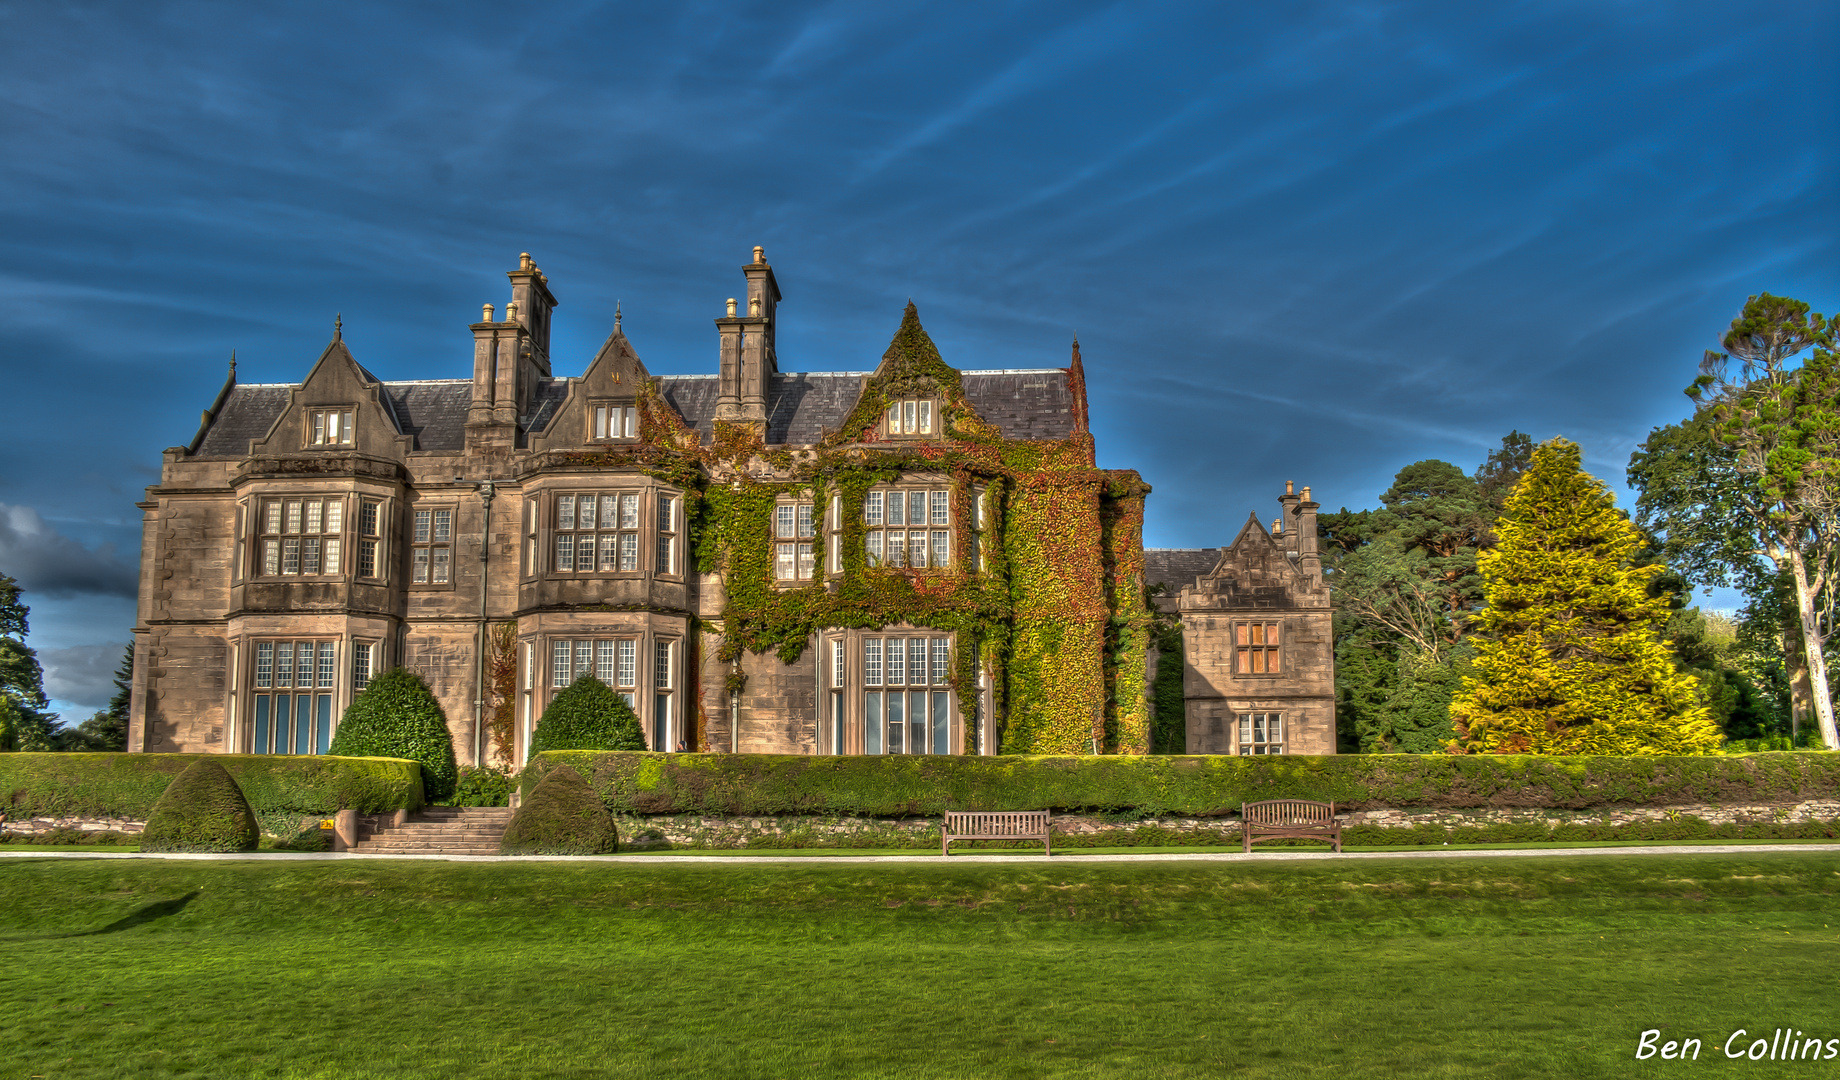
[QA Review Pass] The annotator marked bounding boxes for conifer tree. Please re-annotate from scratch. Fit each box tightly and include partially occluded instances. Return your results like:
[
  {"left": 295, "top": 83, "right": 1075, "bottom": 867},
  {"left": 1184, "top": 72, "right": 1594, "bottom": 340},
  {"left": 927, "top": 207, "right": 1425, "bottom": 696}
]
[{"left": 1449, "top": 439, "right": 1722, "bottom": 755}]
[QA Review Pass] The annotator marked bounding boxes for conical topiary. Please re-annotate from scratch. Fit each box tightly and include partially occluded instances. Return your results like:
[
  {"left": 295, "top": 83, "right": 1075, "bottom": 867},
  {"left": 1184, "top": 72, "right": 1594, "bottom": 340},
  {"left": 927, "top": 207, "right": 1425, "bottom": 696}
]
[
  {"left": 1449, "top": 439, "right": 1723, "bottom": 755},
  {"left": 529, "top": 674, "right": 646, "bottom": 753},
  {"left": 499, "top": 764, "right": 618, "bottom": 855},
  {"left": 328, "top": 668, "right": 458, "bottom": 802},
  {"left": 141, "top": 758, "right": 260, "bottom": 853}
]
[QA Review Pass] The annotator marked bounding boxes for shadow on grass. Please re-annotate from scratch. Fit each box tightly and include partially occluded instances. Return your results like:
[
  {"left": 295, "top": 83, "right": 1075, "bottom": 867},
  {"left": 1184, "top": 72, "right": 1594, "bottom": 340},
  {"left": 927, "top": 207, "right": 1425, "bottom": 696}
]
[{"left": 0, "top": 891, "right": 202, "bottom": 942}]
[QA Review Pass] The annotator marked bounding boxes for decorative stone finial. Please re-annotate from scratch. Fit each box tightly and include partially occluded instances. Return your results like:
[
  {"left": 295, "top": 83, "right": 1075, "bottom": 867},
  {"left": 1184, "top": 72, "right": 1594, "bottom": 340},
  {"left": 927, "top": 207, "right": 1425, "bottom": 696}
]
[
  {"left": 615, "top": 301, "right": 622, "bottom": 328},
  {"left": 752, "top": 245, "right": 764, "bottom": 264},
  {"left": 229, "top": 349, "right": 236, "bottom": 377},
  {"left": 726, "top": 297, "right": 737, "bottom": 317},
  {"left": 506, "top": 300, "right": 519, "bottom": 322},
  {"left": 483, "top": 303, "right": 495, "bottom": 322},
  {"left": 334, "top": 313, "right": 342, "bottom": 340},
  {"left": 749, "top": 295, "right": 761, "bottom": 316},
  {"left": 520, "top": 252, "right": 532, "bottom": 270}
]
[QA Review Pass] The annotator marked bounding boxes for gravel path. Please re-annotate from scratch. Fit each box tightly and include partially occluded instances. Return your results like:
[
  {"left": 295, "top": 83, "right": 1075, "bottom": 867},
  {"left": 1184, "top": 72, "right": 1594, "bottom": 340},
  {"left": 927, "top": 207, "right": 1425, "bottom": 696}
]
[{"left": 3, "top": 844, "right": 1837, "bottom": 865}]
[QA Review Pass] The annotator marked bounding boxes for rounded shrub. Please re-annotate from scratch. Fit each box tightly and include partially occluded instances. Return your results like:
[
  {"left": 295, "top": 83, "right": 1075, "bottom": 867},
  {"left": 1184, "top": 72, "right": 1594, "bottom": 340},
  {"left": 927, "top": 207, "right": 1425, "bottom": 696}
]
[
  {"left": 499, "top": 764, "right": 618, "bottom": 855},
  {"left": 328, "top": 668, "right": 460, "bottom": 803},
  {"left": 529, "top": 675, "right": 646, "bottom": 753},
  {"left": 140, "top": 758, "right": 259, "bottom": 853}
]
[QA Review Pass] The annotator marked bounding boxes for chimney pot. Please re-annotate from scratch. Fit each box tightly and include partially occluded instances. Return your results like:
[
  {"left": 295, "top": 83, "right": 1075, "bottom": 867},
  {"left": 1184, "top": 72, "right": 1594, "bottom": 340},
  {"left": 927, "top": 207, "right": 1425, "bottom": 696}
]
[
  {"left": 753, "top": 245, "right": 764, "bottom": 264},
  {"left": 1285, "top": 480, "right": 1294, "bottom": 496},
  {"left": 1302, "top": 486, "right": 1312, "bottom": 502},
  {"left": 1272, "top": 518, "right": 1283, "bottom": 535},
  {"left": 482, "top": 303, "right": 494, "bottom": 322},
  {"left": 505, "top": 300, "right": 518, "bottom": 322},
  {"left": 519, "top": 252, "right": 532, "bottom": 271},
  {"left": 749, "top": 296, "right": 761, "bottom": 316},
  {"left": 726, "top": 297, "right": 738, "bottom": 317}
]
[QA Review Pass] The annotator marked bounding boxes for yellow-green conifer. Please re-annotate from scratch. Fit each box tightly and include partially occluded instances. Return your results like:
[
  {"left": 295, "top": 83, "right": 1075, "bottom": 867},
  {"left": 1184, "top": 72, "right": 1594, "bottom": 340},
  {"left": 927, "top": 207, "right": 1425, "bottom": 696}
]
[{"left": 1449, "top": 439, "right": 1721, "bottom": 755}]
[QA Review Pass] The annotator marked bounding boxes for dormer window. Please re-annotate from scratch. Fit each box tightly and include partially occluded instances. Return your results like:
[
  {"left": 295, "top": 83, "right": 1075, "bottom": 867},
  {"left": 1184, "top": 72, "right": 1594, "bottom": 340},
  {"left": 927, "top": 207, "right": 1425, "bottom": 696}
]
[
  {"left": 309, "top": 409, "right": 355, "bottom": 447},
  {"left": 885, "top": 400, "right": 935, "bottom": 437},
  {"left": 592, "top": 402, "right": 638, "bottom": 441}
]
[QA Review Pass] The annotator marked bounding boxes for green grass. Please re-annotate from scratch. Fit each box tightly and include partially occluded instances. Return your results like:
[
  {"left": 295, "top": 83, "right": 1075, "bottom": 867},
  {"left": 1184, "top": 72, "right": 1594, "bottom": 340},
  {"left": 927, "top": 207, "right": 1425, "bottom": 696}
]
[{"left": 3, "top": 853, "right": 1838, "bottom": 1078}]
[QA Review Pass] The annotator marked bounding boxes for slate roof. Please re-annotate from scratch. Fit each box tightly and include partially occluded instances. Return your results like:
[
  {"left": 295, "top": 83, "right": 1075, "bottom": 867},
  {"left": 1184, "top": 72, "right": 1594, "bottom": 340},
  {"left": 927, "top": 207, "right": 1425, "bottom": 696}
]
[
  {"left": 961, "top": 371, "right": 1075, "bottom": 441},
  {"left": 191, "top": 365, "right": 1080, "bottom": 456},
  {"left": 191, "top": 385, "right": 293, "bottom": 457},
  {"left": 383, "top": 381, "right": 471, "bottom": 451},
  {"left": 1143, "top": 548, "right": 1222, "bottom": 598}
]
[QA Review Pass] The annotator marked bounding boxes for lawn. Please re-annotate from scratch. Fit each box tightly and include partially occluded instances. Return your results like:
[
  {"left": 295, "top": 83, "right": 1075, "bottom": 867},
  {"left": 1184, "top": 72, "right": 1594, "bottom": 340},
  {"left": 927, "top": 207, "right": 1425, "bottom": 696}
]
[{"left": 2, "top": 852, "right": 1836, "bottom": 1079}]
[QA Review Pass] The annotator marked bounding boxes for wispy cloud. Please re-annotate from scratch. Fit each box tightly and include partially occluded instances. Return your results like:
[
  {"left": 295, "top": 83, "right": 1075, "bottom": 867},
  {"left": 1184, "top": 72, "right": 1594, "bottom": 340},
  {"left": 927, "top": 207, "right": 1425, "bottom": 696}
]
[{"left": 0, "top": 505, "right": 139, "bottom": 601}]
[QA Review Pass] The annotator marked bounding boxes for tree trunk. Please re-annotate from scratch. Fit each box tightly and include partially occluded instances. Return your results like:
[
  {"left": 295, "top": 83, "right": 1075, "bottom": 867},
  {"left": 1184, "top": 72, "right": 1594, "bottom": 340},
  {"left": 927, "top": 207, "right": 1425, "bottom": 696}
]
[
  {"left": 1786, "top": 546, "right": 1840, "bottom": 749},
  {"left": 1781, "top": 597, "right": 1813, "bottom": 737}
]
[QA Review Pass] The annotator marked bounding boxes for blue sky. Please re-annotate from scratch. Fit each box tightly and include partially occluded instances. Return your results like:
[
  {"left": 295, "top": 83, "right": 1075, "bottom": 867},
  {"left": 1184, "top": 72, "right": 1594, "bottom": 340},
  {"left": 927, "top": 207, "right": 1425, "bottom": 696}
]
[{"left": 0, "top": 1, "right": 1834, "bottom": 719}]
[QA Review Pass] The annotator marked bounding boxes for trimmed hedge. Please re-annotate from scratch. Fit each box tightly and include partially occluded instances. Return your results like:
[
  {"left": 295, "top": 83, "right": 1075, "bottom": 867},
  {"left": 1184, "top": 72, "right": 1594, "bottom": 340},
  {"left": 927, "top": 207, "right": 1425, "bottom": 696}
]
[
  {"left": 519, "top": 751, "right": 1840, "bottom": 817},
  {"left": 529, "top": 675, "right": 645, "bottom": 753},
  {"left": 330, "top": 668, "right": 460, "bottom": 802},
  {"left": 500, "top": 762, "right": 618, "bottom": 855},
  {"left": 140, "top": 759, "right": 259, "bottom": 853},
  {"left": 0, "top": 753, "right": 423, "bottom": 838}
]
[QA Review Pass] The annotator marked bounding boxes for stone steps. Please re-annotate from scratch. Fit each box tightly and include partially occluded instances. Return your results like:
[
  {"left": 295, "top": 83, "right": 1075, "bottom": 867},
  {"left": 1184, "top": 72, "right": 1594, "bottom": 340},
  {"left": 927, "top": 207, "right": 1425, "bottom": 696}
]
[{"left": 348, "top": 806, "right": 514, "bottom": 856}]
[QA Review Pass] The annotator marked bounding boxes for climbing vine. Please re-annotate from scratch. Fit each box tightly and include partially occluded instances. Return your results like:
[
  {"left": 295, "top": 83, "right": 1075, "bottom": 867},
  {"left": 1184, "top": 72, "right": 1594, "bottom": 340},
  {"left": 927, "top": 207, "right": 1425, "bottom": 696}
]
[{"left": 564, "top": 302, "right": 1150, "bottom": 754}]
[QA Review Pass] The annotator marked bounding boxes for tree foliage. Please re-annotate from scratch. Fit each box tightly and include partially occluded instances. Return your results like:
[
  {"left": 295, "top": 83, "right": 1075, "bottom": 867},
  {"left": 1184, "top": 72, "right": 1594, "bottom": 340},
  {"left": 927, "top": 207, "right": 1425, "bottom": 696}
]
[
  {"left": 0, "top": 574, "right": 55, "bottom": 752},
  {"left": 1686, "top": 292, "right": 1839, "bottom": 749},
  {"left": 1449, "top": 440, "right": 1722, "bottom": 755},
  {"left": 530, "top": 675, "right": 647, "bottom": 753},
  {"left": 328, "top": 668, "right": 460, "bottom": 802}
]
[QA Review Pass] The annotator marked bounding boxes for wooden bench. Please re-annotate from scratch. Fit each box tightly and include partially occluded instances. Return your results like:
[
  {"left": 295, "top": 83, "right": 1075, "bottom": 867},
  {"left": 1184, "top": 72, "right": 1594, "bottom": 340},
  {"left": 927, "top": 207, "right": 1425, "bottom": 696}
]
[
  {"left": 942, "top": 811, "right": 1052, "bottom": 856},
  {"left": 1241, "top": 800, "right": 1342, "bottom": 853}
]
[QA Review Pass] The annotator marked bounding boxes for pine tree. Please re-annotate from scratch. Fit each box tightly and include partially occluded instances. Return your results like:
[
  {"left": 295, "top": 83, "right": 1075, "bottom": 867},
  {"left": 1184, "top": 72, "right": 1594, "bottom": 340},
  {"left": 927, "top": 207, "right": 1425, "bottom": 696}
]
[
  {"left": 0, "top": 573, "right": 56, "bottom": 751},
  {"left": 1449, "top": 440, "right": 1722, "bottom": 755}
]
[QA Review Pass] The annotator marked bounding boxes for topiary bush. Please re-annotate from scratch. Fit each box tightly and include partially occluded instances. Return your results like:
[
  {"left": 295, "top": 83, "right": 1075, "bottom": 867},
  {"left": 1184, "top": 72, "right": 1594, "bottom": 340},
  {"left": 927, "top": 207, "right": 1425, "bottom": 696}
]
[
  {"left": 329, "top": 669, "right": 459, "bottom": 802},
  {"left": 499, "top": 763, "right": 618, "bottom": 855},
  {"left": 140, "top": 758, "right": 259, "bottom": 853},
  {"left": 529, "top": 675, "right": 646, "bottom": 753}
]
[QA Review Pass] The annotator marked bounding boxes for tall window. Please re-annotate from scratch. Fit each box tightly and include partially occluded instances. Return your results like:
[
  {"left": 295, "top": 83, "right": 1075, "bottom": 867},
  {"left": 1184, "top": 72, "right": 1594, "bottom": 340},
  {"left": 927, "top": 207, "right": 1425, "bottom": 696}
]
[
  {"left": 828, "top": 637, "right": 845, "bottom": 754},
  {"left": 654, "top": 639, "right": 676, "bottom": 750},
  {"left": 257, "top": 497, "right": 343, "bottom": 578},
  {"left": 352, "top": 640, "right": 377, "bottom": 692},
  {"left": 592, "top": 401, "right": 638, "bottom": 440},
  {"left": 1235, "top": 622, "right": 1281, "bottom": 674},
  {"left": 1238, "top": 713, "right": 1284, "bottom": 754},
  {"left": 774, "top": 499, "right": 816, "bottom": 581},
  {"left": 309, "top": 409, "right": 355, "bottom": 446},
  {"left": 549, "top": 637, "right": 639, "bottom": 707},
  {"left": 827, "top": 496, "right": 842, "bottom": 575},
  {"left": 410, "top": 508, "right": 453, "bottom": 584},
  {"left": 356, "top": 500, "right": 384, "bottom": 579},
  {"left": 251, "top": 640, "right": 336, "bottom": 755},
  {"left": 656, "top": 493, "right": 678, "bottom": 575},
  {"left": 862, "top": 634, "right": 951, "bottom": 755},
  {"left": 553, "top": 492, "right": 643, "bottom": 573},
  {"left": 863, "top": 489, "right": 950, "bottom": 569},
  {"left": 885, "top": 399, "right": 935, "bottom": 436}
]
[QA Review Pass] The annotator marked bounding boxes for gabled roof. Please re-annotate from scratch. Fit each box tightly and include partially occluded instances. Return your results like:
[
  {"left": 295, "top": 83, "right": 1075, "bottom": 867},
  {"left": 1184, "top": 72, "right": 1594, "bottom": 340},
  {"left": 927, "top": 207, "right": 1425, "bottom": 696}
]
[{"left": 1143, "top": 548, "right": 1223, "bottom": 596}]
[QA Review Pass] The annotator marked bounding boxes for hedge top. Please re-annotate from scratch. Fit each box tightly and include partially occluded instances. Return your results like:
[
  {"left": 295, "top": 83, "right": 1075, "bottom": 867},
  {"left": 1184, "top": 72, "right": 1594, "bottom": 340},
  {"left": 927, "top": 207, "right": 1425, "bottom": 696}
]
[
  {"left": 0, "top": 753, "right": 425, "bottom": 819},
  {"left": 519, "top": 750, "right": 1840, "bottom": 817}
]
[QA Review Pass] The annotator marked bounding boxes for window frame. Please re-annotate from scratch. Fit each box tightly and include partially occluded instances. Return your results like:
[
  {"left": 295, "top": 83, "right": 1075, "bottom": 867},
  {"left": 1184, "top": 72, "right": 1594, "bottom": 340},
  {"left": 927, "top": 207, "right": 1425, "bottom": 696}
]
[
  {"left": 822, "top": 628, "right": 958, "bottom": 757},
  {"left": 408, "top": 505, "right": 456, "bottom": 588},
  {"left": 247, "top": 638, "right": 340, "bottom": 755},
  {"left": 1237, "top": 712, "right": 1285, "bottom": 755},
  {"left": 861, "top": 486, "right": 952, "bottom": 571},
  {"left": 589, "top": 399, "right": 639, "bottom": 442},
  {"left": 252, "top": 496, "right": 347, "bottom": 581},
  {"left": 1233, "top": 621, "right": 1283, "bottom": 676},
  {"left": 773, "top": 496, "right": 818, "bottom": 584},
  {"left": 548, "top": 491, "right": 646, "bottom": 576},
  {"left": 883, "top": 398, "right": 939, "bottom": 438},
  {"left": 306, "top": 407, "right": 356, "bottom": 448}
]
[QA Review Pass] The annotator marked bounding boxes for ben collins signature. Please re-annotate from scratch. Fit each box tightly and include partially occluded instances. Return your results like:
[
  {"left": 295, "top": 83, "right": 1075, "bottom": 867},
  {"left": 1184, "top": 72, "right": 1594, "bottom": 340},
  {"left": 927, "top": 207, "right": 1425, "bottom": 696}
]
[{"left": 1637, "top": 1028, "right": 1840, "bottom": 1062}]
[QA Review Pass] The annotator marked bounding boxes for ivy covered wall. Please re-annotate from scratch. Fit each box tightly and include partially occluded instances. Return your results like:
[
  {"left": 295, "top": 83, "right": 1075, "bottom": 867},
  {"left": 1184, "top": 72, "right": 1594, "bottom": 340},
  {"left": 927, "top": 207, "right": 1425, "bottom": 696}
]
[{"left": 563, "top": 303, "right": 1152, "bottom": 754}]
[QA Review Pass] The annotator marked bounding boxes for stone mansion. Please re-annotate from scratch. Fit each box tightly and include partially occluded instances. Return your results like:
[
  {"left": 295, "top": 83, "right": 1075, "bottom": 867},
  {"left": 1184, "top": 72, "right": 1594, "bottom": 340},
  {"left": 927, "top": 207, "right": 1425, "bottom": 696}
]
[{"left": 128, "top": 249, "right": 1334, "bottom": 763}]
